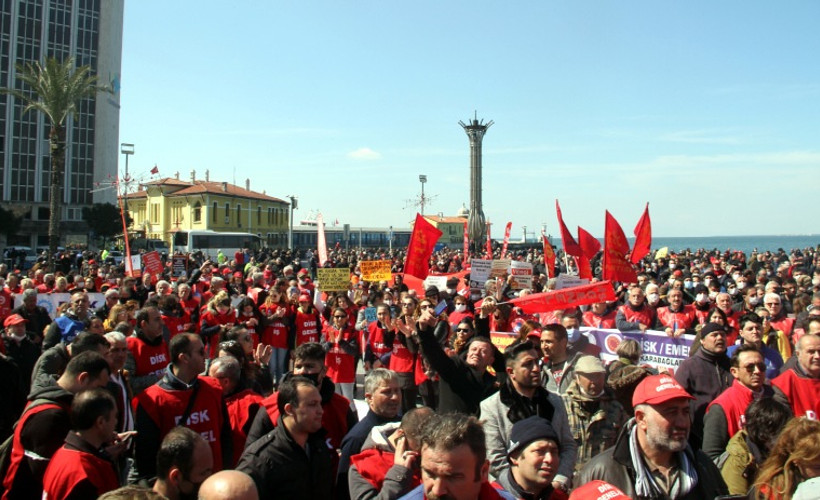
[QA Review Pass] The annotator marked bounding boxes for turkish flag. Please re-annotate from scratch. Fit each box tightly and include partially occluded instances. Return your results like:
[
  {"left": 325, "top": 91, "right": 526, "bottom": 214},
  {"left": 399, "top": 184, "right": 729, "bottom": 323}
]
[
  {"left": 556, "top": 200, "right": 582, "bottom": 257},
  {"left": 150, "top": 165, "right": 159, "bottom": 175},
  {"left": 631, "top": 203, "right": 652, "bottom": 264},
  {"left": 404, "top": 214, "right": 443, "bottom": 279},
  {"left": 542, "top": 235, "right": 556, "bottom": 278},
  {"left": 603, "top": 211, "right": 638, "bottom": 283},
  {"left": 501, "top": 222, "right": 512, "bottom": 257}
]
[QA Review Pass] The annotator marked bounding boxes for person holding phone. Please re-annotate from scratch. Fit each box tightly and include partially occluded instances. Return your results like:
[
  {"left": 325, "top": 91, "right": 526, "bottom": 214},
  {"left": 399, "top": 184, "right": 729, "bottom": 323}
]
[{"left": 416, "top": 301, "right": 505, "bottom": 416}]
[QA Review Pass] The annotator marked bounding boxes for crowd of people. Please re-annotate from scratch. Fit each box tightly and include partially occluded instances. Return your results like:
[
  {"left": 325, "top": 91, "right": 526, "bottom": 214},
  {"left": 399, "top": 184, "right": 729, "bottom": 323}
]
[{"left": 0, "top": 241, "right": 818, "bottom": 499}]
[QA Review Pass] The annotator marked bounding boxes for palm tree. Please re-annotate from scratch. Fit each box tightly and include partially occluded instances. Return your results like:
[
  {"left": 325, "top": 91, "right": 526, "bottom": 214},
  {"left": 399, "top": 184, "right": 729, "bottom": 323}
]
[{"left": 1, "top": 57, "right": 111, "bottom": 270}]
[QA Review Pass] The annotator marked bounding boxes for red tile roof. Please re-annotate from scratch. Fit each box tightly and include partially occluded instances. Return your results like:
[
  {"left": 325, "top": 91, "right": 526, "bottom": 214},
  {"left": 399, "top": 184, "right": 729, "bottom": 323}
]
[{"left": 123, "top": 178, "right": 286, "bottom": 203}]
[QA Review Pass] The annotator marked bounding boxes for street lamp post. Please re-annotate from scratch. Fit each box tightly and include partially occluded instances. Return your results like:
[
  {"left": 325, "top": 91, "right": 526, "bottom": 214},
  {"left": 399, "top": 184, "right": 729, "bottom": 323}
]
[
  {"left": 419, "top": 175, "right": 427, "bottom": 216},
  {"left": 120, "top": 143, "right": 134, "bottom": 229},
  {"left": 287, "top": 195, "right": 298, "bottom": 249}
]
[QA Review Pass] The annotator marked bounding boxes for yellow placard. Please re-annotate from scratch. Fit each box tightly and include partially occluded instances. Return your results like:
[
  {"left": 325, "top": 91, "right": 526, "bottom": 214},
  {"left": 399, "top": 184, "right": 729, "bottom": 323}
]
[
  {"left": 317, "top": 268, "right": 351, "bottom": 291},
  {"left": 360, "top": 260, "right": 392, "bottom": 282}
]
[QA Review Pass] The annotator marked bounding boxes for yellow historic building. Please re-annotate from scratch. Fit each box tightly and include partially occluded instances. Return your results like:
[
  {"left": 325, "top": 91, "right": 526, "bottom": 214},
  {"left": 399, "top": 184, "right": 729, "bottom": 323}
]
[
  {"left": 123, "top": 173, "right": 291, "bottom": 248},
  {"left": 422, "top": 206, "right": 469, "bottom": 246}
]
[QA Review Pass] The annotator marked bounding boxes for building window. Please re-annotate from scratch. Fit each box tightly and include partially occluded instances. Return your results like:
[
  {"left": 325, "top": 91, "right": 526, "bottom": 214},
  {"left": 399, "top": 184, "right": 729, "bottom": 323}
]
[
  {"left": 257, "top": 206, "right": 261, "bottom": 225},
  {"left": 212, "top": 202, "right": 217, "bottom": 222},
  {"left": 236, "top": 204, "right": 241, "bottom": 226},
  {"left": 151, "top": 203, "right": 159, "bottom": 223},
  {"left": 225, "top": 203, "right": 230, "bottom": 223},
  {"left": 193, "top": 202, "right": 201, "bottom": 223}
]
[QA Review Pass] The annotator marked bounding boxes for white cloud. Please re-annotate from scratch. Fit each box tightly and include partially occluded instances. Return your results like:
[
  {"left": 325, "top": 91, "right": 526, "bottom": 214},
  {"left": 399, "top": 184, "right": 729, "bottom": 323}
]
[{"left": 347, "top": 147, "right": 382, "bottom": 160}]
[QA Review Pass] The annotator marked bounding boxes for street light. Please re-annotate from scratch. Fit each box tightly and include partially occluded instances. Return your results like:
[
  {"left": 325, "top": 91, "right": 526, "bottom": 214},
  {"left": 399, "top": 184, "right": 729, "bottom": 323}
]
[
  {"left": 120, "top": 143, "right": 134, "bottom": 229},
  {"left": 287, "top": 195, "right": 298, "bottom": 249},
  {"left": 419, "top": 175, "right": 427, "bottom": 216}
]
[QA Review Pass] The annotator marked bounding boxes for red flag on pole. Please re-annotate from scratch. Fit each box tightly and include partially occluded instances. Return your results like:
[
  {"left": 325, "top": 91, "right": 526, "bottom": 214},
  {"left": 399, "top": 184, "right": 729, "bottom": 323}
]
[
  {"left": 404, "top": 214, "right": 443, "bottom": 279},
  {"left": 316, "top": 213, "right": 328, "bottom": 267},
  {"left": 555, "top": 200, "right": 582, "bottom": 257},
  {"left": 542, "top": 235, "right": 556, "bottom": 279},
  {"left": 603, "top": 211, "right": 638, "bottom": 283},
  {"left": 577, "top": 226, "right": 601, "bottom": 259},
  {"left": 631, "top": 203, "right": 652, "bottom": 264},
  {"left": 462, "top": 222, "right": 470, "bottom": 265},
  {"left": 501, "top": 222, "right": 512, "bottom": 258},
  {"left": 150, "top": 165, "right": 159, "bottom": 175},
  {"left": 485, "top": 223, "right": 493, "bottom": 259}
]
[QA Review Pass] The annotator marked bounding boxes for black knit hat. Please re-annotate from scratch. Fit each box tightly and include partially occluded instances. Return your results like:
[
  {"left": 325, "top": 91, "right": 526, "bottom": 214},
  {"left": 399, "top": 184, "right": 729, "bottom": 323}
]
[{"left": 507, "top": 416, "right": 559, "bottom": 457}]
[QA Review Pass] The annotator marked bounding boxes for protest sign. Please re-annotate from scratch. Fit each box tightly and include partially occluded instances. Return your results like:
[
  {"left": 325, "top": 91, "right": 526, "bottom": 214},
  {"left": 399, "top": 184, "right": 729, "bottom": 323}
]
[
  {"left": 490, "top": 331, "right": 518, "bottom": 353},
  {"left": 129, "top": 255, "right": 142, "bottom": 278},
  {"left": 317, "top": 268, "right": 351, "bottom": 291},
  {"left": 423, "top": 275, "right": 447, "bottom": 292},
  {"left": 142, "top": 251, "right": 163, "bottom": 276},
  {"left": 360, "top": 260, "right": 392, "bottom": 281},
  {"left": 363, "top": 306, "right": 377, "bottom": 324},
  {"left": 509, "top": 261, "right": 533, "bottom": 289},
  {"left": 584, "top": 327, "right": 693, "bottom": 374},
  {"left": 14, "top": 293, "right": 105, "bottom": 319},
  {"left": 172, "top": 255, "right": 188, "bottom": 278},
  {"left": 469, "top": 259, "right": 492, "bottom": 288},
  {"left": 491, "top": 259, "right": 511, "bottom": 278},
  {"left": 555, "top": 274, "right": 589, "bottom": 290}
]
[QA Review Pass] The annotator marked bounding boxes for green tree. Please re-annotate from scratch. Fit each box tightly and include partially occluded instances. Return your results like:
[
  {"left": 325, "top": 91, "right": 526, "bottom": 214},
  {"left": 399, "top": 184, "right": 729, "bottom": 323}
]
[
  {"left": 0, "top": 205, "right": 23, "bottom": 240},
  {"left": 83, "top": 202, "right": 132, "bottom": 248},
  {"left": 1, "top": 57, "right": 111, "bottom": 270}
]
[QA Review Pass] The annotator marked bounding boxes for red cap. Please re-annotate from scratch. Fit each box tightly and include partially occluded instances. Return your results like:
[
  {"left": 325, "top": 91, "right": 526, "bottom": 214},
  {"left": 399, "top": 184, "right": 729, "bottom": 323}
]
[
  {"left": 569, "top": 481, "right": 630, "bottom": 500},
  {"left": 4, "top": 314, "right": 27, "bottom": 327},
  {"left": 526, "top": 329, "right": 542, "bottom": 340},
  {"left": 632, "top": 374, "right": 694, "bottom": 407},
  {"left": 297, "top": 269, "right": 309, "bottom": 276},
  {"left": 298, "top": 291, "right": 311, "bottom": 302},
  {"left": 233, "top": 272, "right": 243, "bottom": 278}
]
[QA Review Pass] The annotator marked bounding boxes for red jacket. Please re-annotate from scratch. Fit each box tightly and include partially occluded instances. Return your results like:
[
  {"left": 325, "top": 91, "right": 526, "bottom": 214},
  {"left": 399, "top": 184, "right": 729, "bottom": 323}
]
[
  {"left": 582, "top": 309, "right": 617, "bottom": 329},
  {"left": 772, "top": 368, "right": 820, "bottom": 419},
  {"left": 706, "top": 379, "right": 759, "bottom": 438},
  {"left": 225, "top": 389, "right": 263, "bottom": 468},
  {"left": 126, "top": 335, "right": 170, "bottom": 379},
  {"left": 42, "top": 433, "right": 120, "bottom": 500},
  {"left": 656, "top": 304, "right": 698, "bottom": 330}
]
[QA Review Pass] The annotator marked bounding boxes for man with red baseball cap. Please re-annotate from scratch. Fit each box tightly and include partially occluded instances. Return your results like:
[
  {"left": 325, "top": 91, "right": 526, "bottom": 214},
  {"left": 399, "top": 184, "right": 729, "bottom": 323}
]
[{"left": 576, "top": 374, "right": 728, "bottom": 499}]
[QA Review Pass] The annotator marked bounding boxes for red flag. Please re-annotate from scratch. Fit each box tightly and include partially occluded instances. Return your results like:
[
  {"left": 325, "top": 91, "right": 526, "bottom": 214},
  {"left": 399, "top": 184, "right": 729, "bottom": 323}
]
[
  {"left": 542, "top": 235, "right": 556, "bottom": 278},
  {"left": 150, "top": 165, "right": 159, "bottom": 175},
  {"left": 575, "top": 256, "right": 593, "bottom": 280},
  {"left": 555, "top": 200, "right": 582, "bottom": 257},
  {"left": 404, "top": 214, "right": 443, "bottom": 279},
  {"left": 501, "top": 222, "right": 512, "bottom": 258},
  {"left": 485, "top": 223, "right": 493, "bottom": 258},
  {"left": 603, "top": 211, "right": 638, "bottom": 283},
  {"left": 631, "top": 203, "right": 652, "bottom": 264},
  {"left": 577, "top": 226, "right": 601, "bottom": 259},
  {"left": 505, "top": 281, "right": 617, "bottom": 314},
  {"left": 316, "top": 213, "right": 328, "bottom": 267},
  {"left": 462, "top": 222, "right": 470, "bottom": 265}
]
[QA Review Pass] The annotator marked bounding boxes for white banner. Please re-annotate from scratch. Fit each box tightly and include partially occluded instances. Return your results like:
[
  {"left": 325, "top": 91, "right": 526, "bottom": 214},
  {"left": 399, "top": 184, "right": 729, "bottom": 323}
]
[{"left": 14, "top": 292, "right": 106, "bottom": 319}]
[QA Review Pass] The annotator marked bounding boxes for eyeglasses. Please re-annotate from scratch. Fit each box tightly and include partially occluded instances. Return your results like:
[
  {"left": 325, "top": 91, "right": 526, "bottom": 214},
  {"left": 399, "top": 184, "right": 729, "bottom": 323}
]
[
  {"left": 219, "top": 340, "right": 240, "bottom": 349},
  {"left": 742, "top": 363, "right": 766, "bottom": 373},
  {"left": 765, "top": 302, "right": 780, "bottom": 307},
  {"left": 402, "top": 303, "right": 414, "bottom": 307},
  {"left": 333, "top": 315, "right": 346, "bottom": 319},
  {"left": 456, "top": 328, "right": 472, "bottom": 333}
]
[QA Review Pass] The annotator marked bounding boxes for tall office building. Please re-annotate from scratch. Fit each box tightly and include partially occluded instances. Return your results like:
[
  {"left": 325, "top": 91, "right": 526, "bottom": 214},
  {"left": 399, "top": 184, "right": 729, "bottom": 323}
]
[{"left": 0, "top": 0, "right": 124, "bottom": 247}]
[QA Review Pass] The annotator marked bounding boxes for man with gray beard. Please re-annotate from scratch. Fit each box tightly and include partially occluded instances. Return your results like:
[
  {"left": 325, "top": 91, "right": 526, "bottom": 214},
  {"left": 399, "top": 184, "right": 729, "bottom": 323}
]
[{"left": 576, "top": 375, "right": 728, "bottom": 499}]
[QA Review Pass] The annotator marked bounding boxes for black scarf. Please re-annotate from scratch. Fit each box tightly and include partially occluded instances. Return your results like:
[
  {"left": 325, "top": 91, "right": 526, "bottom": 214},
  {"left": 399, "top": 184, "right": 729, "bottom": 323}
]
[{"left": 499, "top": 379, "right": 555, "bottom": 424}]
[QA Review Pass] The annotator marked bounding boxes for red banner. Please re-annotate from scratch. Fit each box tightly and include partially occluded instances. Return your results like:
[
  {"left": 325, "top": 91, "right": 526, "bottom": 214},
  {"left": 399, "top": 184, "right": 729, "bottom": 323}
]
[
  {"left": 577, "top": 226, "right": 601, "bottom": 259},
  {"left": 542, "top": 235, "right": 556, "bottom": 278},
  {"left": 501, "top": 222, "right": 512, "bottom": 258},
  {"left": 462, "top": 222, "right": 470, "bottom": 265},
  {"left": 317, "top": 213, "right": 328, "bottom": 267},
  {"left": 404, "top": 214, "right": 443, "bottom": 279},
  {"left": 142, "top": 250, "right": 163, "bottom": 276},
  {"left": 631, "top": 202, "right": 652, "bottom": 264},
  {"left": 603, "top": 211, "right": 638, "bottom": 283},
  {"left": 556, "top": 200, "right": 582, "bottom": 257},
  {"left": 505, "top": 281, "right": 616, "bottom": 314}
]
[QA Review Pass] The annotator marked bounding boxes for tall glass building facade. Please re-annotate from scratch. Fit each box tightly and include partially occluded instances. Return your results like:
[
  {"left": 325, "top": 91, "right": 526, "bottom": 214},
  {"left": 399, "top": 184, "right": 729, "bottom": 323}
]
[{"left": 0, "top": 0, "right": 123, "bottom": 247}]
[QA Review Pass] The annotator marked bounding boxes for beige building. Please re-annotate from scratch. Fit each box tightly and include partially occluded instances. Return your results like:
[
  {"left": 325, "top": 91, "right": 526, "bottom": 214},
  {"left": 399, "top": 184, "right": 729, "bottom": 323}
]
[
  {"left": 423, "top": 206, "right": 469, "bottom": 246},
  {"left": 123, "top": 173, "right": 290, "bottom": 248}
]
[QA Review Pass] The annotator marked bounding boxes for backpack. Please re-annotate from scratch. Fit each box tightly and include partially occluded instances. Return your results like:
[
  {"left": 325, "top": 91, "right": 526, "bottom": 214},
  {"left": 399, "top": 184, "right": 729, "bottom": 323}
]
[{"left": 0, "top": 398, "right": 61, "bottom": 495}]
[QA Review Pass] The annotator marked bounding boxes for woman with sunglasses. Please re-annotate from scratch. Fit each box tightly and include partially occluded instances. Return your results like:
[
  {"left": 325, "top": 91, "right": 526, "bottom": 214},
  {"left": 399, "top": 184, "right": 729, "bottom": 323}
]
[
  {"left": 322, "top": 307, "right": 358, "bottom": 402},
  {"left": 390, "top": 295, "right": 420, "bottom": 411},
  {"left": 755, "top": 306, "right": 793, "bottom": 362}
]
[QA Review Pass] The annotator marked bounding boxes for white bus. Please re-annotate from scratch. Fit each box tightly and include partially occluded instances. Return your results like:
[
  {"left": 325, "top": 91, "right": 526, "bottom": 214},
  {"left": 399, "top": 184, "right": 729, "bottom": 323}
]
[{"left": 172, "top": 230, "right": 263, "bottom": 259}]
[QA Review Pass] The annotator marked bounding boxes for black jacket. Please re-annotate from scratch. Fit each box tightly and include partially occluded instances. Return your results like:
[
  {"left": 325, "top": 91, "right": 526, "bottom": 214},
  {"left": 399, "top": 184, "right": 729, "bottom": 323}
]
[
  {"left": 577, "top": 421, "right": 728, "bottom": 500},
  {"left": 236, "top": 417, "right": 333, "bottom": 500},
  {"left": 674, "top": 347, "right": 732, "bottom": 448},
  {"left": 417, "top": 319, "right": 503, "bottom": 415}
]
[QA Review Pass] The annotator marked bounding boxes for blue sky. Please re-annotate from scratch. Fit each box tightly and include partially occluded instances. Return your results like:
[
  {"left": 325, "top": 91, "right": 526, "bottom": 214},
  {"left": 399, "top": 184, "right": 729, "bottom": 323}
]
[{"left": 118, "top": 1, "right": 820, "bottom": 238}]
